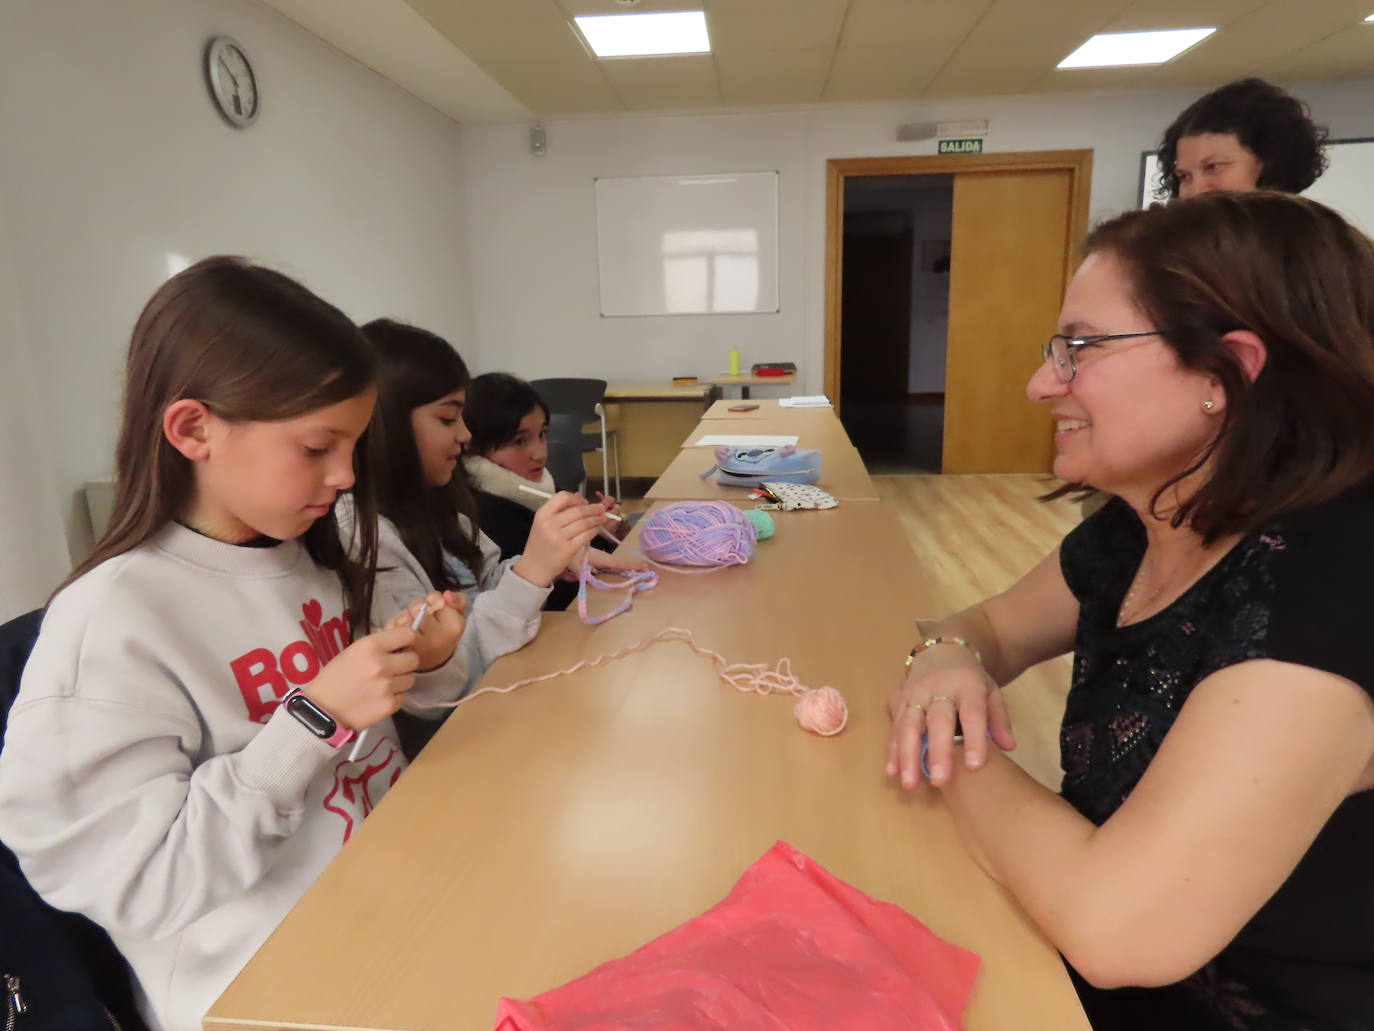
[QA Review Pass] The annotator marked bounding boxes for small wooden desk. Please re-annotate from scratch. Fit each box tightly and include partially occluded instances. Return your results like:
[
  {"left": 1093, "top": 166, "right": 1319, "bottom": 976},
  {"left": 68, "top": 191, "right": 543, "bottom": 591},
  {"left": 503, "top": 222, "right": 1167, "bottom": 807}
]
[
  {"left": 206, "top": 503, "right": 1090, "bottom": 1031},
  {"left": 708, "top": 372, "right": 797, "bottom": 399},
  {"left": 587, "top": 382, "right": 712, "bottom": 483},
  {"left": 647, "top": 439, "right": 879, "bottom": 502}
]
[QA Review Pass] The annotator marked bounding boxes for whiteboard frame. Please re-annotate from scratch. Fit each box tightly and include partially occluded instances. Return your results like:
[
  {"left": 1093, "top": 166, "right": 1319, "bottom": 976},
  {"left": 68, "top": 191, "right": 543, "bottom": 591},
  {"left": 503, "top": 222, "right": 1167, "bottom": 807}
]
[{"left": 593, "top": 170, "right": 782, "bottom": 318}]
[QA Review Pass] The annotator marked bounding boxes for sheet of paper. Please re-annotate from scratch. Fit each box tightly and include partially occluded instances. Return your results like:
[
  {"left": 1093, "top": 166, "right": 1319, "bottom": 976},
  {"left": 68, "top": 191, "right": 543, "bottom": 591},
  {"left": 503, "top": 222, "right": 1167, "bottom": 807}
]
[
  {"left": 779, "top": 395, "right": 832, "bottom": 407},
  {"left": 693, "top": 434, "right": 800, "bottom": 447}
]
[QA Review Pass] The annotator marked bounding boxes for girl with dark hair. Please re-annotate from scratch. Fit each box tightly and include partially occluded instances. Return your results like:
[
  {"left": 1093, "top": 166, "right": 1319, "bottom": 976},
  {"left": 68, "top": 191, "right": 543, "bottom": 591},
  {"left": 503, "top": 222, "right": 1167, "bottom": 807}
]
[
  {"left": 887, "top": 193, "right": 1374, "bottom": 1030},
  {"left": 461, "top": 372, "right": 624, "bottom": 610},
  {"left": 0, "top": 257, "right": 465, "bottom": 1031},
  {"left": 1157, "top": 77, "right": 1328, "bottom": 199},
  {"left": 356, "top": 321, "right": 637, "bottom": 752}
]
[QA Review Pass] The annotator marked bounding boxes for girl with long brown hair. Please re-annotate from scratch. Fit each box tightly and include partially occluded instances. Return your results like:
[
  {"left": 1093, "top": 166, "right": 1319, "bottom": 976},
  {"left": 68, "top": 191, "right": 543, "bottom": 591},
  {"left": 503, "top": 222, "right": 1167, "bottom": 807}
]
[
  {"left": 355, "top": 319, "right": 640, "bottom": 757},
  {"left": 0, "top": 257, "right": 466, "bottom": 1031}
]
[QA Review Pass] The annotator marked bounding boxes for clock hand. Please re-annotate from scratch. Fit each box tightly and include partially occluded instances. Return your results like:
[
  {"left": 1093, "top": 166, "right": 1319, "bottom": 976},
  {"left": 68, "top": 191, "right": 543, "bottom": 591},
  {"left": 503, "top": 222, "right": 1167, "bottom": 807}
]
[{"left": 217, "top": 55, "right": 240, "bottom": 90}]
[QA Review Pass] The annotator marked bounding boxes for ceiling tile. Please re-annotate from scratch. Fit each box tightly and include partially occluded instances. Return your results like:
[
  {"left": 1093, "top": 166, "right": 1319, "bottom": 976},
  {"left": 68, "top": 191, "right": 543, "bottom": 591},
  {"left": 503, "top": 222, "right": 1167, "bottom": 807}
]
[
  {"left": 839, "top": 0, "right": 991, "bottom": 50},
  {"left": 707, "top": 1, "right": 845, "bottom": 54},
  {"left": 964, "top": 0, "right": 1131, "bottom": 42},
  {"left": 719, "top": 48, "right": 832, "bottom": 104},
  {"left": 1103, "top": 0, "right": 1268, "bottom": 33},
  {"left": 922, "top": 35, "right": 1086, "bottom": 97},
  {"left": 824, "top": 41, "right": 954, "bottom": 101},
  {"left": 596, "top": 53, "right": 723, "bottom": 109},
  {"left": 1253, "top": 25, "right": 1374, "bottom": 81}
]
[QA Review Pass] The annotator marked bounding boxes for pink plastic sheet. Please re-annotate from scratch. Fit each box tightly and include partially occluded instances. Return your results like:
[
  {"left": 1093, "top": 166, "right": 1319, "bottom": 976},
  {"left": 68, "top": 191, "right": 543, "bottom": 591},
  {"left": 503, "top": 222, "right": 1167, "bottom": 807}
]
[{"left": 494, "top": 841, "right": 980, "bottom": 1031}]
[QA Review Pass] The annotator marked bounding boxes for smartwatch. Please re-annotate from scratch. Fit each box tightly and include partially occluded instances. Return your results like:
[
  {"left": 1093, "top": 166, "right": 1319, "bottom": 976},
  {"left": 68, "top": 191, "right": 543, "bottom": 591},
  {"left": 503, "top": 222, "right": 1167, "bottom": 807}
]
[{"left": 283, "top": 690, "right": 355, "bottom": 749}]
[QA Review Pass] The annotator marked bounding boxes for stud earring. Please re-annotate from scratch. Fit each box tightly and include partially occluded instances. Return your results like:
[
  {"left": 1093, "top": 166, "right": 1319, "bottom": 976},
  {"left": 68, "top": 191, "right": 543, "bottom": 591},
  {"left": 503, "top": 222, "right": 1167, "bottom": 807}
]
[{"left": 1202, "top": 400, "right": 1216, "bottom": 411}]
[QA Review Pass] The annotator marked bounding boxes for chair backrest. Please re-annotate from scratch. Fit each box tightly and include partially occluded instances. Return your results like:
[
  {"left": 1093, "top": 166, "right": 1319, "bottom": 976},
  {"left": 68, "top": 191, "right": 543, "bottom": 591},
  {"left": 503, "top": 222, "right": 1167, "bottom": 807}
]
[
  {"left": 530, "top": 378, "right": 608, "bottom": 422},
  {"left": 0, "top": 609, "right": 151, "bottom": 1030},
  {"left": 545, "top": 413, "right": 589, "bottom": 494}
]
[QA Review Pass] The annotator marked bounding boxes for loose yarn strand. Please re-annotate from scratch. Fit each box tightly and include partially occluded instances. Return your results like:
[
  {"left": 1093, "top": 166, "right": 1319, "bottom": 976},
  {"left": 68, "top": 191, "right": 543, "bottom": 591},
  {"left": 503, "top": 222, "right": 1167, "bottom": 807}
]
[{"left": 407, "top": 626, "right": 848, "bottom": 736}]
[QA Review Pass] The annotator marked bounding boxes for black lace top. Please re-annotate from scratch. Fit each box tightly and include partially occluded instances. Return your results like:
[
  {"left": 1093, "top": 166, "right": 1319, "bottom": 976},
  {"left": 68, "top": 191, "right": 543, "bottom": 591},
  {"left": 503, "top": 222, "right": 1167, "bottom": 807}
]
[{"left": 1058, "top": 489, "right": 1374, "bottom": 1031}]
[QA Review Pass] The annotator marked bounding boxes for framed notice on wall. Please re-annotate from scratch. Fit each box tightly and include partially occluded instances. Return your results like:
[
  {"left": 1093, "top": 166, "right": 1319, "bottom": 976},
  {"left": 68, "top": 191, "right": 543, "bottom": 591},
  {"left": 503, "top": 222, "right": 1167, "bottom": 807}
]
[{"left": 594, "top": 171, "right": 781, "bottom": 317}]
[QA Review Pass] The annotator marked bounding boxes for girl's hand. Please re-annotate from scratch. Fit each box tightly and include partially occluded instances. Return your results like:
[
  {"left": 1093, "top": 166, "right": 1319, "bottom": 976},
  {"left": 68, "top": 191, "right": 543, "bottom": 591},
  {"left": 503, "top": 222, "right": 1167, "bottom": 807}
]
[
  {"left": 303, "top": 625, "right": 421, "bottom": 731},
  {"left": 391, "top": 590, "right": 466, "bottom": 672},
  {"left": 514, "top": 492, "right": 611, "bottom": 587},
  {"left": 580, "top": 549, "right": 649, "bottom": 577},
  {"left": 885, "top": 647, "right": 1015, "bottom": 791},
  {"left": 594, "top": 491, "right": 630, "bottom": 539}
]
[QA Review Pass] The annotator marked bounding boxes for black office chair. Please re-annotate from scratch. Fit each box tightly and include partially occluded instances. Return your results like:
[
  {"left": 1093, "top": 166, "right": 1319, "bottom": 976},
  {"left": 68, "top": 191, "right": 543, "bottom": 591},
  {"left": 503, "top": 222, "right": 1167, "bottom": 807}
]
[
  {"left": 1, "top": 609, "right": 151, "bottom": 1031},
  {"left": 530, "top": 378, "right": 621, "bottom": 500},
  {"left": 545, "top": 413, "right": 590, "bottom": 495}
]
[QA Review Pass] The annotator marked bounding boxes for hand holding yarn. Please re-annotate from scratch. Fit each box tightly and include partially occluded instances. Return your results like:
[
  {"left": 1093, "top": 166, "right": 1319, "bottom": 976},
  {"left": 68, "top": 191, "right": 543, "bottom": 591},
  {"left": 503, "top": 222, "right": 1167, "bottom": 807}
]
[
  {"left": 514, "top": 491, "right": 612, "bottom": 587},
  {"left": 393, "top": 590, "right": 467, "bottom": 673}
]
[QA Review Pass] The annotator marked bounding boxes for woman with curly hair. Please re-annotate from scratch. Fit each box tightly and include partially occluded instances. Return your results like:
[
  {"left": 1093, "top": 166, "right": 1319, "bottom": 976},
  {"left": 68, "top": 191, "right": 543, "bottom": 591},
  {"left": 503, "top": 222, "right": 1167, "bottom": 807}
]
[{"left": 1157, "top": 78, "right": 1328, "bottom": 199}]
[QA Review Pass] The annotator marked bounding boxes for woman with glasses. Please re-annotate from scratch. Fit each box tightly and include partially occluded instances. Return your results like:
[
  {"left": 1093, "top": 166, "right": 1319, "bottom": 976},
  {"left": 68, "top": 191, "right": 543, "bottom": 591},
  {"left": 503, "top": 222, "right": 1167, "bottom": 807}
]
[{"left": 887, "top": 192, "right": 1374, "bottom": 1031}]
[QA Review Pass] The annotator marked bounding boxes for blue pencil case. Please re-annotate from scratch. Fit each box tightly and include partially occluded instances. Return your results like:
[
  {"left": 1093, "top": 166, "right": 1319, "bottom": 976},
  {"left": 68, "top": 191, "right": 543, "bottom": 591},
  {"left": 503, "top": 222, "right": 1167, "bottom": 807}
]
[{"left": 704, "top": 444, "right": 822, "bottom": 486}]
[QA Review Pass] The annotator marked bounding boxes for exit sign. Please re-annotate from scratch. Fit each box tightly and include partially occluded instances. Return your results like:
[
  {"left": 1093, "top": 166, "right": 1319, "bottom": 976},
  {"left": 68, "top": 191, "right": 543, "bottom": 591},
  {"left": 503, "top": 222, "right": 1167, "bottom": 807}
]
[{"left": 939, "top": 138, "right": 984, "bottom": 154}]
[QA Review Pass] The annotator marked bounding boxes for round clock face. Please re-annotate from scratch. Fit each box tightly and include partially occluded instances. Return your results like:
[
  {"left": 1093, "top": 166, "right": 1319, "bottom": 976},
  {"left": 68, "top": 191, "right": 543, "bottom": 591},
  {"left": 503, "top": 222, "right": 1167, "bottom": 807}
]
[{"left": 205, "top": 36, "right": 259, "bottom": 128}]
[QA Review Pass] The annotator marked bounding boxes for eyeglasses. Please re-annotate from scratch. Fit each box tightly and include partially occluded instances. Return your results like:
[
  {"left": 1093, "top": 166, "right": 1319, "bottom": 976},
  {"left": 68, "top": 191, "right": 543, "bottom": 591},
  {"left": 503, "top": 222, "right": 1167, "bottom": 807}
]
[{"left": 1041, "top": 331, "right": 1169, "bottom": 383}]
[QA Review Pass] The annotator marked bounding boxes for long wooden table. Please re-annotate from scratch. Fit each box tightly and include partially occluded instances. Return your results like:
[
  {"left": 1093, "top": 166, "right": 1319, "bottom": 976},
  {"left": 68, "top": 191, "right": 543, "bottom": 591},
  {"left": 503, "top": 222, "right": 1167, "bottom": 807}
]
[{"left": 206, "top": 502, "right": 1089, "bottom": 1030}]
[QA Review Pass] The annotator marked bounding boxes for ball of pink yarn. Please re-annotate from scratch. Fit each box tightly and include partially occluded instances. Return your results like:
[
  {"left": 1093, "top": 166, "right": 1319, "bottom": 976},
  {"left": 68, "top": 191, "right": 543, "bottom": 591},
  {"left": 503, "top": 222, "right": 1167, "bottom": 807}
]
[
  {"left": 794, "top": 687, "right": 848, "bottom": 736},
  {"left": 640, "top": 501, "right": 758, "bottom": 568}
]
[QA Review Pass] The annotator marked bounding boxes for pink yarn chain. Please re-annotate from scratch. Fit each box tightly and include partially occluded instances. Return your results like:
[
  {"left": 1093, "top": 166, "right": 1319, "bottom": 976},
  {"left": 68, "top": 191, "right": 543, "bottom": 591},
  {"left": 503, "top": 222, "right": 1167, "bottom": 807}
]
[
  {"left": 576, "top": 562, "right": 659, "bottom": 626},
  {"left": 408, "top": 626, "right": 848, "bottom": 736}
]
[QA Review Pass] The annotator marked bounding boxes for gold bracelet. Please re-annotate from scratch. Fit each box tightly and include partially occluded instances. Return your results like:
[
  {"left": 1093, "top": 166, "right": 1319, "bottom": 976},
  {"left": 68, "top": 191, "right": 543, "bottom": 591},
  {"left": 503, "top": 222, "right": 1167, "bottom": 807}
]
[{"left": 905, "top": 635, "right": 982, "bottom": 670}]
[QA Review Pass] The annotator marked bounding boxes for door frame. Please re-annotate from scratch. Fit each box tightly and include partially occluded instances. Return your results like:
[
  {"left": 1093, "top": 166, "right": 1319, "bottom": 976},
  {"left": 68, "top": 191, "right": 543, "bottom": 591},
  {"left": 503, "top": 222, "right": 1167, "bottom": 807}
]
[{"left": 824, "top": 149, "right": 1094, "bottom": 411}]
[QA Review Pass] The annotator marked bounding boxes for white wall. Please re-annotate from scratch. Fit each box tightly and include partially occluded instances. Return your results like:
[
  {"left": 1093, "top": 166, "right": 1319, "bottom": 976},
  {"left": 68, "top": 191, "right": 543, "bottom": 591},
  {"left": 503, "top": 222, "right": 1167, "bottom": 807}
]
[
  {"left": 459, "top": 80, "right": 1374, "bottom": 396},
  {"left": 0, "top": 202, "right": 70, "bottom": 622},
  {"left": 0, "top": 0, "right": 474, "bottom": 588}
]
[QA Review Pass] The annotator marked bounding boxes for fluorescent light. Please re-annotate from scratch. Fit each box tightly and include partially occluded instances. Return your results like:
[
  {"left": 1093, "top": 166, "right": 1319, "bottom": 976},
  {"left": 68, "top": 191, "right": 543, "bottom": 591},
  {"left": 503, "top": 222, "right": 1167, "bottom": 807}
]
[
  {"left": 574, "top": 11, "right": 710, "bottom": 57},
  {"left": 1365, "top": 12, "right": 1374, "bottom": 20},
  {"left": 1058, "top": 27, "right": 1215, "bottom": 68}
]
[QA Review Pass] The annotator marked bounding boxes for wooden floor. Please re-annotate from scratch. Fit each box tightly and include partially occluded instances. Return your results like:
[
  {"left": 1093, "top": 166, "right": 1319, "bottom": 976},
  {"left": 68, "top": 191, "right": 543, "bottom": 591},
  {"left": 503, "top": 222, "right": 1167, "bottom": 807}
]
[{"left": 874, "top": 474, "right": 1082, "bottom": 788}]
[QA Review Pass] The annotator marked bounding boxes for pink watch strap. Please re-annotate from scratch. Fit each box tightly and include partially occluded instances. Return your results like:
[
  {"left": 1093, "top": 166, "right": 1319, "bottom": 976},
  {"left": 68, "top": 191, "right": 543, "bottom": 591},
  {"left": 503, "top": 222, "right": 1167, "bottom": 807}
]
[{"left": 283, "top": 689, "right": 355, "bottom": 749}]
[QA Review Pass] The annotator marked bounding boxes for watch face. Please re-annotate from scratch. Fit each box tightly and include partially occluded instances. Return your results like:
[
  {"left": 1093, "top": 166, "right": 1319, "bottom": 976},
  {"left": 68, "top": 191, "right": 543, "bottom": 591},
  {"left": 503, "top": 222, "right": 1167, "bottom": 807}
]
[
  {"left": 205, "top": 36, "right": 259, "bottom": 128},
  {"left": 286, "top": 694, "right": 337, "bottom": 738}
]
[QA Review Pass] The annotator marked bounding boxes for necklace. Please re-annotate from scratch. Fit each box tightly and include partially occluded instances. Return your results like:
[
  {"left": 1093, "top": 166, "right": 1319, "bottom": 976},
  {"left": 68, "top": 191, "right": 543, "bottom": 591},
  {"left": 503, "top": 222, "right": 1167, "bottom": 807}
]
[{"left": 1117, "top": 552, "right": 1165, "bottom": 627}]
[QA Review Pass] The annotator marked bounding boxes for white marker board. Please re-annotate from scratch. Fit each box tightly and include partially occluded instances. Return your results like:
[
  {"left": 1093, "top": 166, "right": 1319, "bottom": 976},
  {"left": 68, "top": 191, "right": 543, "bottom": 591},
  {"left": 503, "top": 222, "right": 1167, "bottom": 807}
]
[
  {"left": 1138, "top": 138, "right": 1374, "bottom": 236},
  {"left": 595, "top": 172, "right": 780, "bottom": 317}
]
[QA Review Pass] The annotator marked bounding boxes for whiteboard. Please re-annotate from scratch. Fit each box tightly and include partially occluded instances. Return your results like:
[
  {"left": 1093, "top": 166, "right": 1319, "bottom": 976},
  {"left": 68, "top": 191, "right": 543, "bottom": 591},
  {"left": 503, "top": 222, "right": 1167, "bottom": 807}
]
[
  {"left": 1137, "top": 138, "right": 1374, "bottom": 236},
  {"left": 595, "top": 172, "right": 780, "bottom": 317}
]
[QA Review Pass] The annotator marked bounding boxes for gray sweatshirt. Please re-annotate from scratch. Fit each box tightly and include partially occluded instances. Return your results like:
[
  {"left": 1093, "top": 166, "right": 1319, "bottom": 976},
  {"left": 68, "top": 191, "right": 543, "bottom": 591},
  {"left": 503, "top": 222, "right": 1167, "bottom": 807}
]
[{"left": 0, "top": 523, "right": 465, "bottom": 1031}]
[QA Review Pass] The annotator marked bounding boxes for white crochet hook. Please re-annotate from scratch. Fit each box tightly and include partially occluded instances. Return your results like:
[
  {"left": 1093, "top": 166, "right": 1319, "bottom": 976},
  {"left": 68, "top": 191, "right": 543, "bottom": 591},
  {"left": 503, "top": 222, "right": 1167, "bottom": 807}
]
[
  {"left": 516, "top": 482, "right": 624, "bottom": 520},
  {"left": 516, "top": 483, "right": 624, "bottom": 548},
  {"left": 347, "top": 601, "right": 428, "bottom": 762}
]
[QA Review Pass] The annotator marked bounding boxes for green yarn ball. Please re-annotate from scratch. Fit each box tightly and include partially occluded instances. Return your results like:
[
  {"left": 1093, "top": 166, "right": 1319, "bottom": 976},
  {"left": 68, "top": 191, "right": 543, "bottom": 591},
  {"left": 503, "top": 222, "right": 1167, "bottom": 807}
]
[{"left": 746, "top": 509, "right": 775, "bottom": 541}]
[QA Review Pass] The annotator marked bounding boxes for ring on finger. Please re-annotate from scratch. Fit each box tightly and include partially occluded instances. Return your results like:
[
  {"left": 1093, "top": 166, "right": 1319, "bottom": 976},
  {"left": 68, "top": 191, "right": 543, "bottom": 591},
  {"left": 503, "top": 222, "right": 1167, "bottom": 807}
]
[
  {"left": 928, "top": 695, "right": 956, "bottom": 706},
  {"left": 906, "top": 699, "right": 925, "bottom": 715}
]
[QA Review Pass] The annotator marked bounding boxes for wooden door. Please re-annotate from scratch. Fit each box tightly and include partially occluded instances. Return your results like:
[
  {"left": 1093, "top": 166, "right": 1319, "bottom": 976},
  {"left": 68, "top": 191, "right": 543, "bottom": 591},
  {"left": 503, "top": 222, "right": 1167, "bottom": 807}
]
[{"left": 942, "top": 169, "right": 1071, "bottom": 473}]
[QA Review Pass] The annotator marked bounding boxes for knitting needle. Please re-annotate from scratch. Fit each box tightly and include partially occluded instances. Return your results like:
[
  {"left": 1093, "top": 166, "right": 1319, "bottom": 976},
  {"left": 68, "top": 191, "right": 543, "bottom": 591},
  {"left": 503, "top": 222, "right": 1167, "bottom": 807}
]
[{"left": 348, "top": 601, "right": 428, "bottom": 762}]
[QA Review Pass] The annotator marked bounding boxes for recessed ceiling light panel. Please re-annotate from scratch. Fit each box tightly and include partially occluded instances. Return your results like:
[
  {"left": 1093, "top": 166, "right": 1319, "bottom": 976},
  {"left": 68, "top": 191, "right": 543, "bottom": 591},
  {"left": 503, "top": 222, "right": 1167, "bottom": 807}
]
[
  {"left": 1058, "top": 27, "right": 1216, "bottom": 68},
  {"left": 574, "top": 11, "right": 711, "bottom": 58}
]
